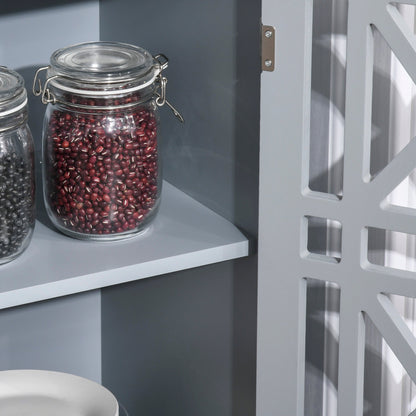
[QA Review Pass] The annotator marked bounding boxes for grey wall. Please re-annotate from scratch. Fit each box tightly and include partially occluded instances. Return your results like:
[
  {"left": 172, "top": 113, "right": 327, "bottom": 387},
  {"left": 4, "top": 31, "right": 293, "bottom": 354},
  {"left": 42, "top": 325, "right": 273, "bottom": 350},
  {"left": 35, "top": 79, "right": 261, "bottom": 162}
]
[
  {"left": 99, "top": 0, "right": 260, "bottom": 415},
  {"left": 101, "top": 258, "right": 257, "bottom": 416},
  {"left": 99, "top": 0, "right": 260, "bottom": 236},
  {"left": 0, "top": 291, "right": 102, "bottom": 383},
  {"left": 101, "top": 257, "right": 257, "bottom": 416},
  {"left": 102, "top": 263, "right": 234, "bottom": 416},
  {"left": 0, "top": 2, "right": 259, "bottom": 415},
  {"left": 0, "top": 0, "right": 102, "bottom": 383},
  {"left": 0, "top": 0, "right": 100, "bottom": 227}
]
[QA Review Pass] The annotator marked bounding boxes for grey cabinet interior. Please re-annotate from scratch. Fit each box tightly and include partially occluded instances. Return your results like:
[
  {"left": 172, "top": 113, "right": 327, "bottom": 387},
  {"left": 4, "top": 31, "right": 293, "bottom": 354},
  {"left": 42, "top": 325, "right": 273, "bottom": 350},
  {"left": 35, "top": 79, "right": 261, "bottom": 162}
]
[{"left": 0, "top": 1, "right": 260, "bottom": 415}]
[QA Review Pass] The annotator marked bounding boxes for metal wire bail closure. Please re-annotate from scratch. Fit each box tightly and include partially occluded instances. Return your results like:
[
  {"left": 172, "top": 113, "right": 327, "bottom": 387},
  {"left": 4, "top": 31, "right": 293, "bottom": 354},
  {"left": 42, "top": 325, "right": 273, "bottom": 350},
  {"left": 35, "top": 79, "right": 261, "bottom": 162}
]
[
  {"left": 153, "top": 57, "right": 184, "bottom": 123},
  {"left": 41, "top": 76, "right": 58, "bottom": 104},
  {"left": 153, "top": 55, "right": 184, "bottom": 122},
  {"left": 32, "top": 53, "right": 184, "bottom": 122},
  {"left": 154, "top": 54, "right": 169, "bottom": 71},
  {"left": 32, "top": 66, "right": 49, "bottom": 96},
  {"left": 156, "top": 76, "right": 167, "bottom": 107},
  {"left": 32, "top": 66, "right": 57, "bottom": 104}
]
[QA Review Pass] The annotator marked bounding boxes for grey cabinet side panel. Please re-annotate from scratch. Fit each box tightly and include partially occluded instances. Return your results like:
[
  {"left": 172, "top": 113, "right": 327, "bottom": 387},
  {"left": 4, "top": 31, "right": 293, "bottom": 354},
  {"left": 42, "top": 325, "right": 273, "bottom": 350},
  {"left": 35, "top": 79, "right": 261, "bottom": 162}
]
[{"left": 0, "top": 291, "right": 102, "bottom": 383}]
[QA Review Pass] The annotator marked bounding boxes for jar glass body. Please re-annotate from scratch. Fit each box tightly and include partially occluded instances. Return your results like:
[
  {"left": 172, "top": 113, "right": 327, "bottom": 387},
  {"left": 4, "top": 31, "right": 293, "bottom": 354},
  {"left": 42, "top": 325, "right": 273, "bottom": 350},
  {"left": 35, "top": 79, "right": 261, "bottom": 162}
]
[
  {"left": 0, "top": 110, "right": 35, "bottom": 264},
  {"left": 42, "top": 89, "right": 161, "bottom": 240}
]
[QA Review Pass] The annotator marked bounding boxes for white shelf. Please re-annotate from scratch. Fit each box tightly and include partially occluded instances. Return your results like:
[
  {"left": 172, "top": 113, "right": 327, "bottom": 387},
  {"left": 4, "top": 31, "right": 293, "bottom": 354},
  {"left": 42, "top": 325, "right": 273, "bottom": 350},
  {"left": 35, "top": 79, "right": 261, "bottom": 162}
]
[{"left": 0, "top": 181, "right": 249, "bottom": 310}]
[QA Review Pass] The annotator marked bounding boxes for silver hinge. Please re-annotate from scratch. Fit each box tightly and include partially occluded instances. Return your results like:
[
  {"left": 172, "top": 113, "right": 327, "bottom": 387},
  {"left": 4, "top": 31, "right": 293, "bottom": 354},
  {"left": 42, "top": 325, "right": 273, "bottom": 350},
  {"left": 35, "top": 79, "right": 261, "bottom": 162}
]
[{"left": 262, "top": 25, "right": 275, "bottom": 72}]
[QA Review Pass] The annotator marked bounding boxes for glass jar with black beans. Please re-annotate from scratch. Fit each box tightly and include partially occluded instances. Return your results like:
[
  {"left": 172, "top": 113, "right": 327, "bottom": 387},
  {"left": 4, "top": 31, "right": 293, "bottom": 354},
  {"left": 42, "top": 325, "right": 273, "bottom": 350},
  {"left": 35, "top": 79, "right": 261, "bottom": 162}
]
[{"left": 0, "top": 67, "right": 35, "bottom": 264}]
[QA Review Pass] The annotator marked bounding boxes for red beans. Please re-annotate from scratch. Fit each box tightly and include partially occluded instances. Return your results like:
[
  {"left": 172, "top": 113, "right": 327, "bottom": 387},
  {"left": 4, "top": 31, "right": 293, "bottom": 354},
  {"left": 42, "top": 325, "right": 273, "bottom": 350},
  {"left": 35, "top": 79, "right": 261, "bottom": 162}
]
[{"left": 44, "top": 97, "right": 159, "bottom": 236}]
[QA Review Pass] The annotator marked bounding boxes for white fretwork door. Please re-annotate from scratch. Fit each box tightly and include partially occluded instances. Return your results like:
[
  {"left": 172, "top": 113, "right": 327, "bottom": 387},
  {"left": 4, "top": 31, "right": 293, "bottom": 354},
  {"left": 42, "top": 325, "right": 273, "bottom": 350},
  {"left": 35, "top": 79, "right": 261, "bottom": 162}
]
[{"left": 257, "top": 0, "right": 416, "bottom": 415}]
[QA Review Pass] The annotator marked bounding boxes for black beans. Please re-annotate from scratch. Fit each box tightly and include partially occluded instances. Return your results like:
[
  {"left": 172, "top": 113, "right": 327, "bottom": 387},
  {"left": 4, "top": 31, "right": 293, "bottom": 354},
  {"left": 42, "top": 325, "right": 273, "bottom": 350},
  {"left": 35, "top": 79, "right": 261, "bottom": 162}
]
[{"left": 0, "top": 152, "right": 34, "bottom": 261}]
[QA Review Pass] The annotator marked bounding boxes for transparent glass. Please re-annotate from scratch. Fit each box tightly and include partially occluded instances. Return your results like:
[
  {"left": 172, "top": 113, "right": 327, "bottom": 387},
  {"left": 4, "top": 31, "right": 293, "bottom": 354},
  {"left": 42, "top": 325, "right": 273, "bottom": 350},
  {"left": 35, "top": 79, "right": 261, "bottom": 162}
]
[
  {"left": 42, "top": 89, "right": 161, "bottom": 241},
  {"left": 0, "top": 111, "right": 35, "bottom": 264},
  {"left": 49, "top": 41, "right": 155, "bottom": 88}
]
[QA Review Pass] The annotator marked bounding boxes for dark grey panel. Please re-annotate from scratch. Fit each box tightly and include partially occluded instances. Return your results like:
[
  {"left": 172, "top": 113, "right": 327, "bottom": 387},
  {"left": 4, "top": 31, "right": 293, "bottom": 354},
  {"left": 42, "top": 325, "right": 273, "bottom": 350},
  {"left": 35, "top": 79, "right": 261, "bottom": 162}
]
[
  {"left": 0, "top": 291, "right": 101, "bottom": 383},
  {"left": 231, "top": 256, "right": 257, "bottom": 416},
  {"left": 100, "top": 0, "right": 260, "bottom": 236},
  {"left": 102, "top": 262, "right": 234, "bottom": 416},
  {"left": 100, "top": 2, "right": 259, "bottom": 416}
]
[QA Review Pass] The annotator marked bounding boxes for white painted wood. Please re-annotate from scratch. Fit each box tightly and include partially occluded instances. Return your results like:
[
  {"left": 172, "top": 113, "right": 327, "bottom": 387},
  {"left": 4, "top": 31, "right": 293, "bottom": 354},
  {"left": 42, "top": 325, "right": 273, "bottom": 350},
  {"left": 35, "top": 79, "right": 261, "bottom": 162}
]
[{"left": 0, "top": 181, "right": 248, "bottom": 310}]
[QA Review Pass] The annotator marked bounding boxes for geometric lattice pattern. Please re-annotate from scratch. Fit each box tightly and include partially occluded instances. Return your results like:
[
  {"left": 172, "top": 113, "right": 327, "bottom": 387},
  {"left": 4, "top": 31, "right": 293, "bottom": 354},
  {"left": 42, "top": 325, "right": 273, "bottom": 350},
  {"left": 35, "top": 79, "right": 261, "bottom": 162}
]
[
  {"left": 257, "top": 1, "right": 416, "bottom": 416},
  {"left": 303, "top": 1, "right": 416, "bottom": 415}
]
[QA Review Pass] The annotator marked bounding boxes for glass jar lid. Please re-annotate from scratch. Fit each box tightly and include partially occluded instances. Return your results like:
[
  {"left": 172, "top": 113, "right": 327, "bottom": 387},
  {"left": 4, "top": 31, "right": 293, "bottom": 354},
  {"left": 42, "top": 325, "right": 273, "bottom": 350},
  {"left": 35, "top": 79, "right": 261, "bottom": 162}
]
[
  {"left": 33, "top": 42, "right": 184, "bottom": 122},
  {"left": 47, "top": 41, "right": 161, "bottom": 95},
  {"left": 0, "top": 67, "right": 27, "bottom": 118}
]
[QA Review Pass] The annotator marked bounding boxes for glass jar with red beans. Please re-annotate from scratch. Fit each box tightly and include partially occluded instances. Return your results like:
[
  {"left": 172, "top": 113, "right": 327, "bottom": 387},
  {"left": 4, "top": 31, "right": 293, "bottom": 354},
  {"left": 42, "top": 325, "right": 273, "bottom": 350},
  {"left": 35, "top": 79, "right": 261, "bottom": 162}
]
[
  {"left": 34, "top": 42, "right": 182, "bottom": 241},
  {"left": 0, "top": 67, "right": 35, "bottom": 263}
]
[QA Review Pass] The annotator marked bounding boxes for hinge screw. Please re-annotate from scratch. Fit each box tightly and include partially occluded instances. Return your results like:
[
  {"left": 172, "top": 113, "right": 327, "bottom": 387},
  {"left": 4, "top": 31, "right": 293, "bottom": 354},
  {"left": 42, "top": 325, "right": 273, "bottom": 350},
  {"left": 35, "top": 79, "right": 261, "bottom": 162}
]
[
  {"left": 264, "top": 59, "right": 273, "bottom": 67},
  {"left": 265, "top": 30, "right": 273, "bottom": 38}
]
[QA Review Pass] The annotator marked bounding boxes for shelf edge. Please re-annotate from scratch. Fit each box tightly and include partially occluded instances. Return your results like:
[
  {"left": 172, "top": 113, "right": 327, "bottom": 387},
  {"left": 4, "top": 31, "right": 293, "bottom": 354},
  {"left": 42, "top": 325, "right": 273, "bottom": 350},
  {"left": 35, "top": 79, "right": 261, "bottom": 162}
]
[{"left": 0, "top": 240, "right": 249, "bottom": 310}]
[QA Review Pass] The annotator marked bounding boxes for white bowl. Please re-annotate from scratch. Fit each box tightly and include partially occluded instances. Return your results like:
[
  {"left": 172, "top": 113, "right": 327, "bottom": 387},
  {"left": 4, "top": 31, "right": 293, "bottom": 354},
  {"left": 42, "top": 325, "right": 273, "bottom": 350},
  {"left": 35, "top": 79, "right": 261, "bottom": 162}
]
[{"left": 0, "top": 370, "right": 118, "bottom": 416}]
